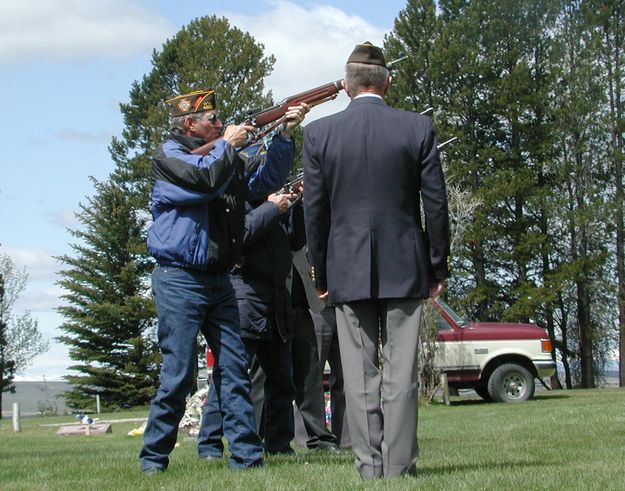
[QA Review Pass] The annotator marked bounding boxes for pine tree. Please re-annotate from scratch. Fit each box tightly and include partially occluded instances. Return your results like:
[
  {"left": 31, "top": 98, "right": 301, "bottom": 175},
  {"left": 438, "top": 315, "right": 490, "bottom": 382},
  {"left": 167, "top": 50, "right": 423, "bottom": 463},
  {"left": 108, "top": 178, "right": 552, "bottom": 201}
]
[{"left": 56, "top": 179, "right": 159, "bottom": 409}]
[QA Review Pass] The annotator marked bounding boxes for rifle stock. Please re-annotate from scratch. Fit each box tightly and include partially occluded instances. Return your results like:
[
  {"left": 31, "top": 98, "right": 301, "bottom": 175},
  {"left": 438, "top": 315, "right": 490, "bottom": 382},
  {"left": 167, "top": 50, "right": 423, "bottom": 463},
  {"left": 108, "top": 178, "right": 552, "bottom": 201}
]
[{"left": 249, "top": 80, "right": 342, "bottom": 128}]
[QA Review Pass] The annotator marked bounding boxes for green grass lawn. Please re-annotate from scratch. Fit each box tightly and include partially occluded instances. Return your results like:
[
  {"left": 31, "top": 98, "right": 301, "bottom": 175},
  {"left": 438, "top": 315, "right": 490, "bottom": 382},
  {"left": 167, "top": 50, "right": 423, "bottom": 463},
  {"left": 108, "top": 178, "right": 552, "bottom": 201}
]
[{"left": 1, "top": 389, "right": 624, "bottom": 490}]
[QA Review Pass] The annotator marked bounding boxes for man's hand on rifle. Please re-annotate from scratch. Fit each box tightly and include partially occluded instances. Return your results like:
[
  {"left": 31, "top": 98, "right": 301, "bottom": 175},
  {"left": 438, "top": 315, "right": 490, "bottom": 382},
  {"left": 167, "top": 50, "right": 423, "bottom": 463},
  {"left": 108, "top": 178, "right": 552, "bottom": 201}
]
[
  {"left": 223, "top": 123, "right": 257, "bottom": 148},
  {"left": 280, "top": 103, "right": 310, "bottom": 138},
  {"left": 268, "top": 191, "right": 296, "bottom": 214},
  {"left": 292, "top": 180, "right": 304, "bottom": 195}
]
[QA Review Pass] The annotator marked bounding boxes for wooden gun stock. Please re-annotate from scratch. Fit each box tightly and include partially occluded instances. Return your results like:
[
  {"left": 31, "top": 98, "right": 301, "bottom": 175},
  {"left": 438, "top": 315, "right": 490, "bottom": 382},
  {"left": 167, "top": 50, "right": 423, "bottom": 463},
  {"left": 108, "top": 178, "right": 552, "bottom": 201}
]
[{"left": 248, "top": 80, "right": 343, "bottom": 128}]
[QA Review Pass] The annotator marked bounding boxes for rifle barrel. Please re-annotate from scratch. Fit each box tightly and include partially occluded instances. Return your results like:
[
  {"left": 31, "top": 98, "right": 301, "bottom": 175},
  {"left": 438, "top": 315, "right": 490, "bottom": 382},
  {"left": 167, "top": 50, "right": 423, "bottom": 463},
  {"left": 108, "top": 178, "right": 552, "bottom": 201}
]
[
  {"left": 437, "top": 136, "right": 458, "bottom": 150},
  {"left": 386, "top": 54, "right": 408, "bottom": 70}
]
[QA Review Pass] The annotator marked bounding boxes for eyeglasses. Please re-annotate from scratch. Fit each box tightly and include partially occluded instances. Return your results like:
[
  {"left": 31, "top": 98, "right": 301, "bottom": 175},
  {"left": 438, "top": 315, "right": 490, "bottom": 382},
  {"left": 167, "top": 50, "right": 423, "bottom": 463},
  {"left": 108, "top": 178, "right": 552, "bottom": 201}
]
[{"left": 199, "top": 113, "right": 219, "bottom": 124}]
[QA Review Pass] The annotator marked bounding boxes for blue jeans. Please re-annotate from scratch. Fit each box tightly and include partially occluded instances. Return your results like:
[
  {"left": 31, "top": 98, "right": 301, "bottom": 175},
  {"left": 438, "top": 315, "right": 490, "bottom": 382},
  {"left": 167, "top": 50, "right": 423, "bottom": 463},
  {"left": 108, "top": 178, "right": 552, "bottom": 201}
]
[{"left": 139, "top": 266, "right": 263, "bottom": 471}]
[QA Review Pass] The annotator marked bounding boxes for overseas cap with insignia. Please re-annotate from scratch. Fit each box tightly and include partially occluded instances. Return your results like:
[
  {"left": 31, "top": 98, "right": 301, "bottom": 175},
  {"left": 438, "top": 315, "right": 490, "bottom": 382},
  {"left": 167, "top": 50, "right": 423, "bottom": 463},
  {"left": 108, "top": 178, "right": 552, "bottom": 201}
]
[
  {"left": 166, "top": 88, "right": 217, "bottom": 117},
  {"left": 346, "top": 41, "right": 387, "bottom": 67}
]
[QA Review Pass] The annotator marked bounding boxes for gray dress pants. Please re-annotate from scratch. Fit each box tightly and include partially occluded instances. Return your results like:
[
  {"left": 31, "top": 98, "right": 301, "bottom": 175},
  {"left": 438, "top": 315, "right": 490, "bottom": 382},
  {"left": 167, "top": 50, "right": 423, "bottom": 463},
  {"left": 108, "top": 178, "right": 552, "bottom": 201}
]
[{"left": 335, "top": 298, "right": 423, "bottom": 479}]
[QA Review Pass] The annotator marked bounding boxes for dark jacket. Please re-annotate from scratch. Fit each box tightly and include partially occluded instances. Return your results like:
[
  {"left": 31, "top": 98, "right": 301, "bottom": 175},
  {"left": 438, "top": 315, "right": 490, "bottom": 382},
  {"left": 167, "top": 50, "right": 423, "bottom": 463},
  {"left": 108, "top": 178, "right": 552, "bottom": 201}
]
[
  {"left": 147, "top": 132, "right": 294, "bottom": 272},
  {"left": 303, "top": 96, "right": 450, "bottom": 303},
  {"left": 231, "top": 200, "right": 306, "bottom": 341}
]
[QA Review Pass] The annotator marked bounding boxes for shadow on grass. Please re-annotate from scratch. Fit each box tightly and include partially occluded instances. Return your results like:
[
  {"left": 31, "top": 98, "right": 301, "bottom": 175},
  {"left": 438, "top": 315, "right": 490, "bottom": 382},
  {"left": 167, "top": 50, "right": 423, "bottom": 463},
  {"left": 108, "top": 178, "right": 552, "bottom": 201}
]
[
  {"left": 447, "top": 399, "right": 490, "bottom": 406},
  {"left": 266, "top": 448, "right": 354, "bottom": 466},
  {"left": 419, "top": 458, "right": 553, "bottom": 477},
  {"left": 446, "top": 392, "right": 572, "bottom": 406},
  {"left": 532, "top": 393, "right": 571, "bottom": 401}
]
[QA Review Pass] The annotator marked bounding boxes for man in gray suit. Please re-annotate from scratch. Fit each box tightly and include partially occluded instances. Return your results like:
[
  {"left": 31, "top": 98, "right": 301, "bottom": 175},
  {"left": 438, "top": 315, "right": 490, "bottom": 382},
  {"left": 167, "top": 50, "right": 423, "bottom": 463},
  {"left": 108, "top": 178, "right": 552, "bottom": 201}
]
[{"left": 303, "top": 42, "right": 450, "bottom": 479}]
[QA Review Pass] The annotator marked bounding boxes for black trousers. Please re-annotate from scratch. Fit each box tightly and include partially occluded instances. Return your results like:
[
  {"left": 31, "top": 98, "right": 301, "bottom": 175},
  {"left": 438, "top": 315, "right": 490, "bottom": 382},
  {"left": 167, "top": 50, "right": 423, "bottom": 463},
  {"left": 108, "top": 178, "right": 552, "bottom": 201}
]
[
  {"left": 252, "top": 307, "right": 337, "bottom": 450},
  {"left": 310, "top": 306, "right": 350, "bottom": 447},
  {"left": 291, "top": 307, "right": 338, "bottom": 449},
  {"left": 245, "top": 333, "right": 295, "bottom": 454}
]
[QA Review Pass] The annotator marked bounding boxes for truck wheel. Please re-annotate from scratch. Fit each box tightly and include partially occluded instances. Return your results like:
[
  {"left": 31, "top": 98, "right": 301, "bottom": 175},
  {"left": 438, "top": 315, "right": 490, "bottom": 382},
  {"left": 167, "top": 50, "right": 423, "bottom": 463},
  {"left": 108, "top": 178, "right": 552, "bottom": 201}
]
[
  {"left": 474, "top": 384, "right": 491, "bottom": 401},
  {"left": 487, "top": 363, "right": 535, "bottom": 403}
]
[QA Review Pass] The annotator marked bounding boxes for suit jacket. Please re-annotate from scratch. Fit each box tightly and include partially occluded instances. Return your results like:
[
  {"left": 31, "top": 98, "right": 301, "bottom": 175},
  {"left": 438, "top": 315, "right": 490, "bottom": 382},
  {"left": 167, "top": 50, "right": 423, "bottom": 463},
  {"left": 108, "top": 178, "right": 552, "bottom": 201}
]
[{"left": 303, "top": 95, "right": 450, "bottom": 304}]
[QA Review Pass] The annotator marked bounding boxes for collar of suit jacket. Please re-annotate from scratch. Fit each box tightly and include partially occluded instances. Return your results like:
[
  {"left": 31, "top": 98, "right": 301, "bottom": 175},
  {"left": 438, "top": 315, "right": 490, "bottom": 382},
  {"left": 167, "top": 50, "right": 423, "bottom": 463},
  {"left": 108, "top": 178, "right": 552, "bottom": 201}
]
[{"left": 354, "top": 93, "right": 383, "bottom": 100}]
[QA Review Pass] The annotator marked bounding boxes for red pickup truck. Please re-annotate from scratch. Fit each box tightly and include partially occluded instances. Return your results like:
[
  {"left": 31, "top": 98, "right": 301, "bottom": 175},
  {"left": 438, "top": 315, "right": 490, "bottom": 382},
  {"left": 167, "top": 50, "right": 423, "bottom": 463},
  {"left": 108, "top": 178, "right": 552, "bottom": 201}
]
[{"left": 431, "top": 299, "right": 556, "bottom": 403}]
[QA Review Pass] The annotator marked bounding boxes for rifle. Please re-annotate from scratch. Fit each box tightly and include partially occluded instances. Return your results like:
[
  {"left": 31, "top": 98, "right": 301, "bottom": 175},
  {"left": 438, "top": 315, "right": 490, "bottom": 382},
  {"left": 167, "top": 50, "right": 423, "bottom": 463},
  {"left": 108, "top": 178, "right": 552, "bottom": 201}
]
[
  {"left": 190, "top": 80, "right": 342, "bottom": 156},
  {"left": 272, "top": 171, "right": 305, "bottom": 208},
  {"left": 192, "top": 55, "right": 408, "bottom": 155},
  {"left": 437, "top": 136, "right": 458, "bottom": 150},
  {"left": 417, "top": 107, "right": 457, "bottom": 150},
  {"left": 248, "top": 54, "right": 407, "bottom": 134},
  {"left": 278, "top": 171, "right": 304, "bottom": 195}
]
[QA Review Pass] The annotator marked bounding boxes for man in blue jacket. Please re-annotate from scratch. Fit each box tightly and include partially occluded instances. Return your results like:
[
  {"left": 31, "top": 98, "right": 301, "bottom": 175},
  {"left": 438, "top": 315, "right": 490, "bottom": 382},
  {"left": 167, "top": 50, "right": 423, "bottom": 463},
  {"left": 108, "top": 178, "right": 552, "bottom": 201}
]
[{"left": 139, "top": 87, "right": 308, "bottom": 474}]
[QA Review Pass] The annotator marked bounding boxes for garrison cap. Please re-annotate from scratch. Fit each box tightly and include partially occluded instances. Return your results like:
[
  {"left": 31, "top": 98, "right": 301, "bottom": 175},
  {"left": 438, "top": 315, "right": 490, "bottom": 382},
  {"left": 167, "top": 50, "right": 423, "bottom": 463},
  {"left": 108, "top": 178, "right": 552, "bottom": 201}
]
[
  {"left": 346, "top": 41, "right": 387, "bottom": 67},
  {"left": 166, "top": 88, "right": 216, "bottom": 117}
]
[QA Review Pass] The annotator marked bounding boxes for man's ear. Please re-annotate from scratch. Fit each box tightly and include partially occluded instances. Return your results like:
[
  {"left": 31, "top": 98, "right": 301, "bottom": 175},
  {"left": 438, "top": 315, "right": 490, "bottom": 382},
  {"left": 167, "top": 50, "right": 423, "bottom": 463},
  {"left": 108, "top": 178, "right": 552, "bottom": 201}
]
[
  {"left": 383, "top": 76, "right": 392, "bottom": 96},
  {"left": 185, "top": 115, "right": 195, "bottom": 131},
  {"left": 341, "top": 79, "right": 351, "bottom": 98}
]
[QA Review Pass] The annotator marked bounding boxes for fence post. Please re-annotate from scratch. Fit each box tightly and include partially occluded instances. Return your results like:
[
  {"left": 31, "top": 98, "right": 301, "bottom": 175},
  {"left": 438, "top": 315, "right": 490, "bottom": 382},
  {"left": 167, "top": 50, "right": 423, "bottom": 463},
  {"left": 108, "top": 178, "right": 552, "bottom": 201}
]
[
  {"left": 440, "top": 372, "right": 450, "bottom": 406},
  {"left": 96, "top": 395, "right": 101, "bottom": 414},
  {"left": 12, "top": 403, "right": 21, "bottom": 432}
]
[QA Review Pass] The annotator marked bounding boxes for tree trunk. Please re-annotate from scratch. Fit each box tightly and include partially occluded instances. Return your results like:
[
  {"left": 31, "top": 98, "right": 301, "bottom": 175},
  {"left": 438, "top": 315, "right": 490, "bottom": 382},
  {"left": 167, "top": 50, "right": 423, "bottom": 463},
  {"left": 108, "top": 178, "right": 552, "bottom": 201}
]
[
  {"left": 616, "top": 132, "right": 624, "bottom": 387},
  {"left": 558, "top": 292, "right": 573, "bottom": 389},
  {"left": 545, "top": 303, "right": 563, "bottom": 390},
  {"left": 471, "top": 242, "right": 489, "bottom": 320},
  {"left": 577, "top": 279, "right": 594, "bottom": 388}
]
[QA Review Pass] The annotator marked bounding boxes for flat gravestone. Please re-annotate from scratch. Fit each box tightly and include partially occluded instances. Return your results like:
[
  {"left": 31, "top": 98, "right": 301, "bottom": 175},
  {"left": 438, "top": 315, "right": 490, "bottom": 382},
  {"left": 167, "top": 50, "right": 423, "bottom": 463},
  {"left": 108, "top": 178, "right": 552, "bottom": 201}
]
[{"left": 57, "top": 423, "right": 112, "bottom": 436}]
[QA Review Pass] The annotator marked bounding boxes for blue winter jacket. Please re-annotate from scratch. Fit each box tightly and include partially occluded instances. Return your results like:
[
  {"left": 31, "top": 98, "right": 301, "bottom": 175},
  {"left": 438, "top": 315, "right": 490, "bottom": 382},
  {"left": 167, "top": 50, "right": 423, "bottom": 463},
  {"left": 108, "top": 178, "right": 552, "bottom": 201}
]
[{"left": 147, "top": 131, "right": 294, "bottom": 272}]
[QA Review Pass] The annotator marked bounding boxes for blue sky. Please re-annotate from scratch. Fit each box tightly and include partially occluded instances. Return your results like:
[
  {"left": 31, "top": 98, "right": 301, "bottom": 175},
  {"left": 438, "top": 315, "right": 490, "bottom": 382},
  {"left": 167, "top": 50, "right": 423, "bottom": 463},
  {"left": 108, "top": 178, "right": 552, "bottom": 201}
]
[{"left": 0, "top": 0, "right": 409, "bottom": 380}]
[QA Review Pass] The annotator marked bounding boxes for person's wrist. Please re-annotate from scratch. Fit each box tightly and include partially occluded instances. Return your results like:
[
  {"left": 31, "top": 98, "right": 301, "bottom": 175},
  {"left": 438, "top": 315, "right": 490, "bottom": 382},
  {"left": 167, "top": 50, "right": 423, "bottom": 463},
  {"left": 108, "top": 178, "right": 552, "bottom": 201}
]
[{"left": 222, "top": 135, "right": 237, "bottom": 147}]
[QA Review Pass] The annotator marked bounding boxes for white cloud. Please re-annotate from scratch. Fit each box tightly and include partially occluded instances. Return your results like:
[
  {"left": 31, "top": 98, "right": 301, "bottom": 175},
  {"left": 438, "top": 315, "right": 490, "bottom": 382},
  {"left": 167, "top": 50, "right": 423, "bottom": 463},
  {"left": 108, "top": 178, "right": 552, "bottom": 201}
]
[
  {"left": 2, "top": 246, "right": 62, "bottom": 283},
  {"left": 53, "top": 128, "right": 113, "bottom": 144},
  {"left": 0, "top": 0, "right": 173, "bottom": 67},
  {"left": 47, "top": 209, "right": 81, "bottom": 230},
  {"left": 220, "top": 0, "right": 388, "bottom": 120},
  {"left": 15, "top": 285, "right": 65, "bottom": 313}
]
